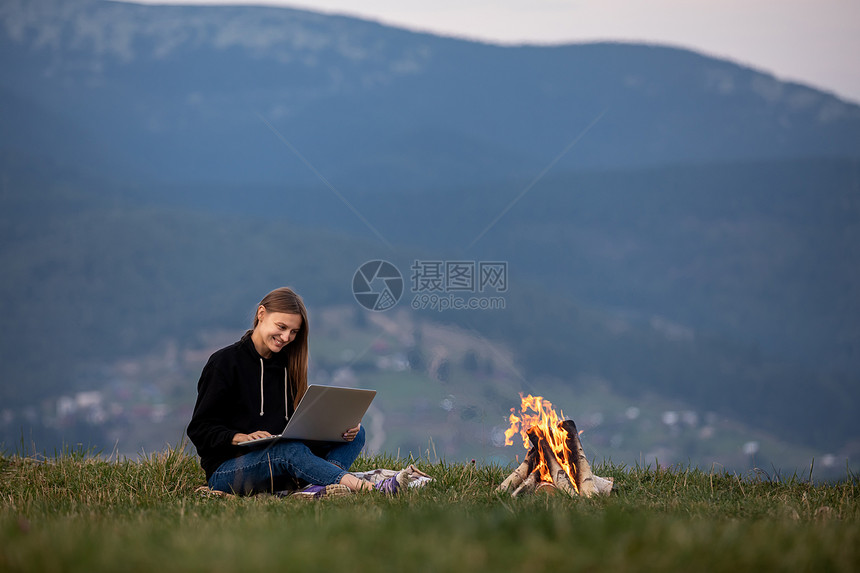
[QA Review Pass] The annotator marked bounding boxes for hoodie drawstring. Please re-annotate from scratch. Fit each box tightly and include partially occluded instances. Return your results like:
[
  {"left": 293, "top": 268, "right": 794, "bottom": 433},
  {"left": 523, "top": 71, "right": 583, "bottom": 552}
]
[
  {"left": 259, "top": 358, "right": 264, "bottom": 416},
  {"left": 259, "top": 358, "right": 290, "bottom": 421}
]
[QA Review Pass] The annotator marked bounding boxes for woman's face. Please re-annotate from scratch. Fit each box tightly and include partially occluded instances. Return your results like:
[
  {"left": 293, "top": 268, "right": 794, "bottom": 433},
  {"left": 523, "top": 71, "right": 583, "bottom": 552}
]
[{"left": 251, "top": 307, "right": 303, "bottom": 358}]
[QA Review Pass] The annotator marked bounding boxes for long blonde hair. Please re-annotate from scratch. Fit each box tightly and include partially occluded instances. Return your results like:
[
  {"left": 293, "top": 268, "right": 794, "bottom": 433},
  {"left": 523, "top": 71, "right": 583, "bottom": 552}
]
[{"left": 253, "top": 287, "right": 309, "bottom": 409}]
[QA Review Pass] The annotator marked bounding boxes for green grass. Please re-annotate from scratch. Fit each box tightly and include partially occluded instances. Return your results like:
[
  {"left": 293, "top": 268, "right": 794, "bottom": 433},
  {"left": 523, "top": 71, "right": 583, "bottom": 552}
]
[{"left": 1, "top": 446, "right": 857, "bottom": 573}]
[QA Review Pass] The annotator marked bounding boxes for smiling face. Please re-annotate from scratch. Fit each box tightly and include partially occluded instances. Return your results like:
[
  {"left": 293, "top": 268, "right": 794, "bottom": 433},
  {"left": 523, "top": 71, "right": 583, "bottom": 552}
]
[{"left": 250, "top": 307, "right": 303, "bottom": 359}]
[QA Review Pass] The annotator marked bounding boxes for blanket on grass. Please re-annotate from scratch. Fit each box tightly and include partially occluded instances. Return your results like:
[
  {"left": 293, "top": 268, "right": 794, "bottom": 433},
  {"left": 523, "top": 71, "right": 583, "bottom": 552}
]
[
  {"left": 195, "top": 465, "right": 432, "bottom": 499},
  {"left": 287, "top": 465, "right": 433, "bottom": 498}
]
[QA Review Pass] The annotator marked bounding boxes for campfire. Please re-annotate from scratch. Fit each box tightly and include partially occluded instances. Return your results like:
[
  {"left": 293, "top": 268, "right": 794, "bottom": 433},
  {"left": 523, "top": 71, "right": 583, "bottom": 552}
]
[{"left": 497, "top": 394, "right": 613, "bottom": 497}]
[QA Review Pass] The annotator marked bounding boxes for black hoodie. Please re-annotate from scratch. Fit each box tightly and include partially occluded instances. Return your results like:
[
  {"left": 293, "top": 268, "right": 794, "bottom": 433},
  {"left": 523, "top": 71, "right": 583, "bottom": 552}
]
[{"left": 187, "top": 332, "right": 296, "bottom": 480}]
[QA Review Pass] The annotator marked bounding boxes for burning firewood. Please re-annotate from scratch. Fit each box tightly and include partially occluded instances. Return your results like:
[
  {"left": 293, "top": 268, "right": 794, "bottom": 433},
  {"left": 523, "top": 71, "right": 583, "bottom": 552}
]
[
  {"left": 498, "top": 394, "right": 613, "bottom": 498},
  {"left": 529, "top": 427, "right": 577, "bottom": 497},
  {"left": 559, "top": 419, "right": 597, "bottom": 497},
  {"left": 497, "top": 447, "right": 536, "bottom": 492},
  {"left": 511, "top": 470, "right": 539, "bottom": 497}
]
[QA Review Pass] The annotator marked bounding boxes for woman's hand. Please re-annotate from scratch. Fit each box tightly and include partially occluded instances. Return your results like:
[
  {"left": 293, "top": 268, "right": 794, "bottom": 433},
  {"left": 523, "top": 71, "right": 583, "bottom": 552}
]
[
  {"left": 342, "top": 424, "right": 361, "bottom": 442},
  {"left": 232, "top": 430, "right": 273, "bottom": 445}
]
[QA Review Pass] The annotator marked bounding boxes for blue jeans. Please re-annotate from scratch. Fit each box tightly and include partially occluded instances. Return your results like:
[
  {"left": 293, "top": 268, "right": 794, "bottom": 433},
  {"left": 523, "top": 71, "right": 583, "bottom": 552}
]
[{"left": 208, "top": 426, "right": 366, "bottom": 495}]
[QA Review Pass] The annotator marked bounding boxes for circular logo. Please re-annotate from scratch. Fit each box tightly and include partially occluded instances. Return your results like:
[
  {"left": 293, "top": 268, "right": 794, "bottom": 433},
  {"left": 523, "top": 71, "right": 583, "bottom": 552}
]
[{"left": 352, "top": 260, "right": 404, "bottom": 311}]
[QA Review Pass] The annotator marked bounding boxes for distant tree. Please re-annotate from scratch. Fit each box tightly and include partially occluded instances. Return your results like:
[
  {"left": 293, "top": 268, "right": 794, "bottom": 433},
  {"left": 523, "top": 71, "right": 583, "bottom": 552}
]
[
  {"left": 436, "top": 359, "right": 450, "bottom": 383},
  {"left": 407, "top": 347, "right": 424, "bottom": 372},
  {"left": 462, "top": 350, "right": 478, "bottom": 372}
]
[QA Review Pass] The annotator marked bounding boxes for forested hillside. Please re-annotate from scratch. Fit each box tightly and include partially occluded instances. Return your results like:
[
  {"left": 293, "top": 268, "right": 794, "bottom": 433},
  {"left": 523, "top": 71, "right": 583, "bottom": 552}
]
[{"left": 1, "top": 153, "right": 857, "bottom": 458}]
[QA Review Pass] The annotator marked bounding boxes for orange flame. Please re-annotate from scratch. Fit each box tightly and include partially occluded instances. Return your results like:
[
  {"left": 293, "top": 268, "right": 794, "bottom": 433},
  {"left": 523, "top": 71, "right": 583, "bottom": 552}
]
[{"left": 504, "top": 393, "right": 577, "bottom": 490}]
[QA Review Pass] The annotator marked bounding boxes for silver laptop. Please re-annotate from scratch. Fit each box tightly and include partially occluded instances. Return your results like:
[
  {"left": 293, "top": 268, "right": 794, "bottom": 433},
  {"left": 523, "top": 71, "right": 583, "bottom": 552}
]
[{"left": 238, "top": 384, "right": 376, "bottom": 446}]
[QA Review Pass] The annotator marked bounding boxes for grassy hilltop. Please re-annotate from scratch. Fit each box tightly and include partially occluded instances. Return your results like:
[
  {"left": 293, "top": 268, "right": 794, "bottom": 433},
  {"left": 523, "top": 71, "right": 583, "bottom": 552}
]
[{"left": 1, "top": 447, "right": 857, "bottom": 572}]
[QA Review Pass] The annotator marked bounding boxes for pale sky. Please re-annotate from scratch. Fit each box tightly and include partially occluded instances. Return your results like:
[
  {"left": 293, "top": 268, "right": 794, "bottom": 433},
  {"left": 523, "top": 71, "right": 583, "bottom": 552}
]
[{"left": 122, "top": 0, "right": 860, "bottom": 103}]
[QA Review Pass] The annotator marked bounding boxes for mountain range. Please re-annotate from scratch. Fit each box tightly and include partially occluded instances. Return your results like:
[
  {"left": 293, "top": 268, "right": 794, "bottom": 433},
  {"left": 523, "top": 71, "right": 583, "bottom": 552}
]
[{"left": 2, "top": 0, "right": 859, "bottom": 187}]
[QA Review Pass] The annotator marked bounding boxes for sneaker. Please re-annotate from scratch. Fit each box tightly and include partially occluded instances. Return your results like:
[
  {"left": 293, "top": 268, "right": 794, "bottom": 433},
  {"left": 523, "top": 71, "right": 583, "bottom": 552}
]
[
  {"left": 374, "top": 474, "right": 401, "bottom": 495},
  {"left": 297, "top": 484, "right": 327, "bottom": 498},
  {"left": 290, "top": 484, "right": 352, "bottom": 499}
]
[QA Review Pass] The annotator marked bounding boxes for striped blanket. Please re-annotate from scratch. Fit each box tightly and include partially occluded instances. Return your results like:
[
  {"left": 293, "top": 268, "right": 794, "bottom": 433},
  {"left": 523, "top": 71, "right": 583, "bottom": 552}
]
[{"left": 287, "top": 465, "right": 433, "bottom": 498}]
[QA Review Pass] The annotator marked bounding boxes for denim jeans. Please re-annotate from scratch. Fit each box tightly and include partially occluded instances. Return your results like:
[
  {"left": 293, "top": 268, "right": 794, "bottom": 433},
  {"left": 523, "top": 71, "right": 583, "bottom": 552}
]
[{"left": 208, "top": 426, "right": 366, "bottom": 495}]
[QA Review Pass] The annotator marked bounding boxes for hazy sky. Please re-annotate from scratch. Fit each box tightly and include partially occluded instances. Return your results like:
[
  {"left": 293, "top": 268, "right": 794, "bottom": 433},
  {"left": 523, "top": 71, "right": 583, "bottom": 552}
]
[{"left": 123, "top": 0, "right": 860, "bottom": 103}]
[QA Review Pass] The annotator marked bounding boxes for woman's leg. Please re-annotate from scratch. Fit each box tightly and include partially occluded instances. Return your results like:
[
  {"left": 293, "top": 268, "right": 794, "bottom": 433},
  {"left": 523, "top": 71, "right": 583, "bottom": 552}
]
[
  {"left": 315, "top": 425, "right": 366, "bottom": 471},
  {"left": 208, "top": 440, "right": 350, "bottom": 495}
]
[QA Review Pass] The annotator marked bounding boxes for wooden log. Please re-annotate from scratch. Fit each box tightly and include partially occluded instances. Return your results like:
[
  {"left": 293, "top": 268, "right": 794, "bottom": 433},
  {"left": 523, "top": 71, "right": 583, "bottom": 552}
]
[
  {"left": 497, "top": 460, "right": 531, "bottom": 493},
  {"left": 593, "top": 475, "right": 614, "bottom": 496},
  {"left": 529, "top": 428, "right": 577, "bottom": 497},
  {"left": 511, "top": 469, "right": 540, "bottom": 498},
  {"left": 560, "top": 419, "right": 598, "bottom": 497},
  {"left": 496, "top": 448, "right": 537, "bottom": 493},
  {"left": 535, "top": 482, "right": 558, "bottom": 495}
]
